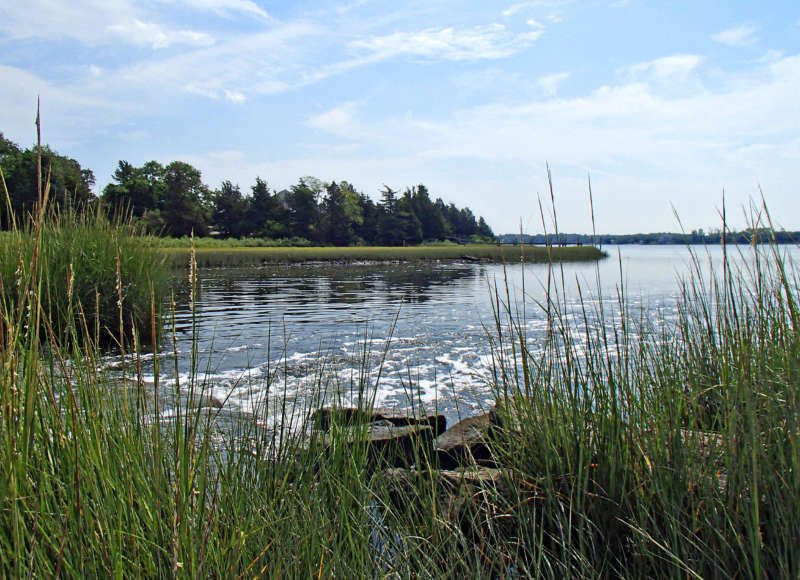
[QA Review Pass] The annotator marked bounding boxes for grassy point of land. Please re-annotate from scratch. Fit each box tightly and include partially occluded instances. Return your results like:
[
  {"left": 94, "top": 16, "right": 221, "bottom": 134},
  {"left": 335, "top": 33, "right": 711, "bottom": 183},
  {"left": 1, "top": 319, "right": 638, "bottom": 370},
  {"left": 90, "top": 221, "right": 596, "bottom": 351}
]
[{"left": 160, "top": 243, "right": 607, "bottom": 268}]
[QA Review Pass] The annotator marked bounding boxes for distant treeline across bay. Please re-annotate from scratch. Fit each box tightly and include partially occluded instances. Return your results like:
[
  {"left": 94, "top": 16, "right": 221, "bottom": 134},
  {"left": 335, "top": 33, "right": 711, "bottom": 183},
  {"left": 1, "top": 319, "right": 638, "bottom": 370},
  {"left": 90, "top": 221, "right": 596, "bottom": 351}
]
[
  {"left": 498, "top": 230, "right": 800, "bottom": 246},
  {"left": 0, "top": 133, "right": 494, "bottom": 247}
]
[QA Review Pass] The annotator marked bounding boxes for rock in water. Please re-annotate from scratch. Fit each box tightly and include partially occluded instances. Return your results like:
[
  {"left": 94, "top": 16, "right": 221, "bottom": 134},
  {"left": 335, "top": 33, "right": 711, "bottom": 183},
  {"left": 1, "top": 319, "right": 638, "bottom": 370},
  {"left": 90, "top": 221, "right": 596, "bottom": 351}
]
[
  {"left": 435, "top": 413, "right": 495, "bottom": 469},
  {"left": 312, "top": 406, "right": 446, "bottom": 436}
]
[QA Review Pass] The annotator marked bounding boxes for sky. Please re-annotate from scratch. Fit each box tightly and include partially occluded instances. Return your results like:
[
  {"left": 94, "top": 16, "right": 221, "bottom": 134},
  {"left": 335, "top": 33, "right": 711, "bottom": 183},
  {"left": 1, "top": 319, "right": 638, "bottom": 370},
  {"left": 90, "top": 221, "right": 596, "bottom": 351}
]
[{"left": 1, "top": 0, "right": 798, "bottom": 235}]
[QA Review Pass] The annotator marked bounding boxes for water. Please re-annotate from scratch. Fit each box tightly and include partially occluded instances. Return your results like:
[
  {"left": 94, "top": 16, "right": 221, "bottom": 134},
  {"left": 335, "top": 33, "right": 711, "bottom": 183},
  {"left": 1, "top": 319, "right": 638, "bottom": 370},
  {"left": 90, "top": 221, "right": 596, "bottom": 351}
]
[{"left": 121, "top": 244, "right": 798, "bottom": 427}]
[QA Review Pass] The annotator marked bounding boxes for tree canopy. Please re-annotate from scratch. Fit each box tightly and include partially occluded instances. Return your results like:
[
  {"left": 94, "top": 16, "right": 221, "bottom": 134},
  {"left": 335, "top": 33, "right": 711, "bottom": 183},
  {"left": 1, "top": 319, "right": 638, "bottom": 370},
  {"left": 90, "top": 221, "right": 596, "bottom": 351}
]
[
  {"left": 0, "top": 133, "right": 496, "bottom": 245},
  {"left": 0, "top": 133, "right": 95, "bottom": 228},
  {"left": 99, "top": 159, "right": 495, "bottom": 245}
]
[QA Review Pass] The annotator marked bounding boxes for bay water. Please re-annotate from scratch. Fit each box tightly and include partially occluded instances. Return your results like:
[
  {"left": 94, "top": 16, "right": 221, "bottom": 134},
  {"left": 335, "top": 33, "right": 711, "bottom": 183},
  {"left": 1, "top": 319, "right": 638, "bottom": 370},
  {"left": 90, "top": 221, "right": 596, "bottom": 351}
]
[{"left": 119, "top": 244, "right": 798, "bottom": 427}]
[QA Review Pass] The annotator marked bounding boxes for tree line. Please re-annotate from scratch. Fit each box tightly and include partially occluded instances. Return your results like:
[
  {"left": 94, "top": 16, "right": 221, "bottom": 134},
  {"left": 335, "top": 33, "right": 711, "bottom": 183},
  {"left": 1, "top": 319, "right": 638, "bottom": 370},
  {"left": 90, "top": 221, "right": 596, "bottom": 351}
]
[
  {"left": 498, "top": 229, "right": 800, "bottom": 245},
  {"left": 0, "top": 133, "right": 495, "bottom": 245}
]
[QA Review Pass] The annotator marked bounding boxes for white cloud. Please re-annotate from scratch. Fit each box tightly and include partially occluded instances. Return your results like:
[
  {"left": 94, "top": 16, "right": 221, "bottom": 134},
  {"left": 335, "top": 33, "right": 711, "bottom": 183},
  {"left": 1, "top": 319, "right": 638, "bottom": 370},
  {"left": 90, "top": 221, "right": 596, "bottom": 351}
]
[
  {"left": 538, "top": 72, "right": 569, "bottom": 95},
  {"left": 107, "top": 19, "right": 214, "bottom": 49},
  {"left": 624, "top": 54, "right": 702, "bottom": 85},
  {"left": 0, "top": 0, "right": 259, "bottom": 47},
  {"left": 0, "top": 0, "right": 216, "bottom": 49},
  {"left": 95, "top": 22, "right": 319, "bottom": 101},
  {"left": 349, "top": 24, "right": 542, "bottom": 62},
  {"left": 164, "top": 0, "right": 270, "bottom": 20},
  {"left": 526, "top": 18, "right": 544, "bottom": 28},
  {"left": 502, "top": 1, "right": 571, "bottom": 17},
  {"left": 712, "top": 25, "right": 758, "bottom": 47},
  {"left": 756, "top": 49, "right": 784, "bottom": 63},
  {"left": 224, "top": 89, "right": 247, "bottom": 103},
  {"left": 307, "top": 104, "right": 356, "bottom": 133}
]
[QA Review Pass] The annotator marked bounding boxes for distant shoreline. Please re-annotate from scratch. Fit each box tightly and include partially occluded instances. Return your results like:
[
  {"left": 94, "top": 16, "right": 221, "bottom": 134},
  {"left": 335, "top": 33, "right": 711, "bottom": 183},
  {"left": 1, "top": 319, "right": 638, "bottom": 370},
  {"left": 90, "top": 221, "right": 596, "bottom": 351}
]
[
  {"left": 498, "top": 230, "right": 800, "bottom": 246},
  {"left": 159, "top": 244, "right": 607, "bottom": 268}
]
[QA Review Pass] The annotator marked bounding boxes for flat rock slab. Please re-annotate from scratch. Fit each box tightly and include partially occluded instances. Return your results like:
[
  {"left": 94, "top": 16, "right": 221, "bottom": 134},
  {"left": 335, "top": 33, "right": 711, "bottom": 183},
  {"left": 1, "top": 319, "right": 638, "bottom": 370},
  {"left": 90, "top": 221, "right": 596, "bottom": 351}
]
[
  {"left": 312, "top": 406, "right": 446, "bottom": 436},
  {"left": 435, "top": 413, "right": 496, "bottom": 469},
  {"left": 324, "top": 422, "right": 435, "bottom": 471},
  {"left": 383, "top": 467, "right": 515, "bottom": 538},
  {"left": 386, "top": 466, "right": 510, "bottom": 492}
]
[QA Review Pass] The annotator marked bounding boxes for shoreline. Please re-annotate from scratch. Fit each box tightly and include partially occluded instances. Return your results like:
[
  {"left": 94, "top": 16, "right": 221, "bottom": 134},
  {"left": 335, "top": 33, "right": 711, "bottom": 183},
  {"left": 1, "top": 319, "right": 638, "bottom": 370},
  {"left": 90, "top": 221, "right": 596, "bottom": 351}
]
[{"left": 159, "top": 243, "right": 608, "bottom": 268}]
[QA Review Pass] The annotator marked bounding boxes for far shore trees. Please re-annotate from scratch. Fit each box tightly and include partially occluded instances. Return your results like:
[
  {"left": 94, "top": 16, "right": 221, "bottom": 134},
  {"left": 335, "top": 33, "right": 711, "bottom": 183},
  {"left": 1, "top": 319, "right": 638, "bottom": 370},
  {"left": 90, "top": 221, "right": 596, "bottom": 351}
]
[
  {"left": 97, "top": 156, "right": 495, "bottom": 245},
  {"left": 0, "top": 132, "right": 94, "bottom": 228},
  {"left": 0, "top": 133, "right": 495, "bottom": 245}
]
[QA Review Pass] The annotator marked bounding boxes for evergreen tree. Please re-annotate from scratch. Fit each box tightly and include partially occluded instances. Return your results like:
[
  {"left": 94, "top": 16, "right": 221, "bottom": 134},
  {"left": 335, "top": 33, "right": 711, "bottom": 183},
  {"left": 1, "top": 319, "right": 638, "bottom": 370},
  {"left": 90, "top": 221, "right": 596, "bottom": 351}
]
[
  {"left": 321, "top": 182, "right": 353, "bottom": 245},
  {"left": 476, "top": 216, "right": 495, "bottom": 239},
  {"left": 212, "top": 180, "right": 249, "bottom": 238},
  {"left": 249, "top": 177, "right": 287, "bottom": 238},
  {"left": 355, "top": 193, "right": 379, "bottom": 244},
  {"left": 396, "top": 193, "right": 423, "bottom": 245},
  {"left": 288, "top": 178, "right": 320, "bottom": 241},
  {"left": 377, "top": 185, "right": 402, "bottom": 245},
  {"left": 409, "top": 184, "right": 447, "bottom": 241}
]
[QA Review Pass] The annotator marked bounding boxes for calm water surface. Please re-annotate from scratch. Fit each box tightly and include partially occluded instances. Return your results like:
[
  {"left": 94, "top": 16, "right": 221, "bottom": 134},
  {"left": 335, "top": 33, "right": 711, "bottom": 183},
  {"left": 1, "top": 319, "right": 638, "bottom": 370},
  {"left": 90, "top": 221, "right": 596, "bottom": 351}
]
[{"left": 128, "top": 244, "right": 798, "bottom": 426}]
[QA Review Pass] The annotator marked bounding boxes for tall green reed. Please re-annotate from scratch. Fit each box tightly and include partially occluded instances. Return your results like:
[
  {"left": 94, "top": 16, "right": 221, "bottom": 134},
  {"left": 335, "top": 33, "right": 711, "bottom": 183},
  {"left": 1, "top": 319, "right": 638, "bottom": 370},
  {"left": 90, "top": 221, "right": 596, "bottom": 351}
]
[{"left": 486, "top": 198, "right": 799, "bottom": 578}]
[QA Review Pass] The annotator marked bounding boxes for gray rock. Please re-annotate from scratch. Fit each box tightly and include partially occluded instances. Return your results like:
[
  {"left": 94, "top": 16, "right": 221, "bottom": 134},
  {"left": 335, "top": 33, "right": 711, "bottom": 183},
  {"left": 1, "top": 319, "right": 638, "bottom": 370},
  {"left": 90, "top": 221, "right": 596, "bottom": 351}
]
[
  {"left": 312, "top": 406, "right": 446, "bottom": 435},
  {"left": 324, "top": 423, "right": 435, "bottom": 472},
  {"left": 435, "top": 413, "right": 495, "bottom": 469}
]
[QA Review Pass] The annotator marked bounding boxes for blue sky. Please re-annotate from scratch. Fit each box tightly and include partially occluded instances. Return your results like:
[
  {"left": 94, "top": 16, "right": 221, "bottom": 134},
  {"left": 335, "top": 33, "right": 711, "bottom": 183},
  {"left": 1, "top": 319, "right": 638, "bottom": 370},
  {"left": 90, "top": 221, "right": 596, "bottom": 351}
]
[{"left": 1, "top": 0, "right": 798, "bottom": 234}]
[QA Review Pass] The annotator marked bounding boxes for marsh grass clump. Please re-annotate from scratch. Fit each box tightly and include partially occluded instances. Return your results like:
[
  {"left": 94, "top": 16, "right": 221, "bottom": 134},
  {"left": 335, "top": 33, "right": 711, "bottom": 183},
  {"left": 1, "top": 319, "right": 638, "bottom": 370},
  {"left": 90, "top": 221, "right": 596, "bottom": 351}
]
[
  {"left": 483, "top": 206, "right": 800, "bottom": 577},
  {"left": 0, "top": 201, "right": 168, "bottom": 348}
]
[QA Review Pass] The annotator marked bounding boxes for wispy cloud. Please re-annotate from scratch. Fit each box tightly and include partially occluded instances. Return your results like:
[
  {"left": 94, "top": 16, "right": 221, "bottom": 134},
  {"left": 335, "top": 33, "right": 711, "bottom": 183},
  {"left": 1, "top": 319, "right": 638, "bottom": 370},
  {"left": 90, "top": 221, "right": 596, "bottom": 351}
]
[
  {"left": 712, "top": 25, "right": 758, "bottom": 47},
  {"left": 0, "top": 0, "right": 216, "bottom": 48},
  {"left": 349, "top": 24, "right": 542, "bottom": 62},
  {"left": 502, "top": 1, "right": 571, "bottom": 17},
  {"left": 163, "top": 0, "right": 270, "bottom": 20},
  {"left": 307, "top": 103, "right": 357, "bottom": 134},
  {"left": 0, "top": 0, "right": 263, "bottom": 46},
  {"left": 107, "top": 20, "right": 214, "bottom": 49},
  {"left": 624, "top": 54, "right": 702, "bottom": 85},
  {"left": 94, "top": 22, "right": 319, "bottom": 101},
  {"left": 538, "top": 72, "right": 569, "bottom": 95},
  {"left": 223, "top": 89, "right": 246, "bottom": 103}
]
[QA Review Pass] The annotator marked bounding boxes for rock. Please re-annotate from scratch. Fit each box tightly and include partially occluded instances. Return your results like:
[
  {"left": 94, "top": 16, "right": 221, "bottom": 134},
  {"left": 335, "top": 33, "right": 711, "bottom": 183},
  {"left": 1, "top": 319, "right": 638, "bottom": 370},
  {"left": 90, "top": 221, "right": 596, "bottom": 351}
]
[
  {"left": 383, "top": 467, "right": 515, "bottom": 540},
  {"left": 435, "top": 413, "right": 495, "bottom": 469},
  {"left": 312, "top": 406, "right": 446, "bottom": 436},
  {"left": 189, "top": 392, "right": 224, "bottom": 409},
  {"left": 324, "top": 422, "right": 435, "bottom": 472}
]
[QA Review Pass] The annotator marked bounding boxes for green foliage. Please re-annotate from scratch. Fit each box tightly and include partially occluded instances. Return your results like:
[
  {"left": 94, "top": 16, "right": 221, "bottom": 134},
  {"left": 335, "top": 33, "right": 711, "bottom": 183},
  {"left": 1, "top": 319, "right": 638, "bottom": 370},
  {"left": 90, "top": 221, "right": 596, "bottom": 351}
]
[
  {"left": 0, "top": 132, "right": 95, "bottom": 228},
  {"left": 161, "top": 161, "right": 211, "bottom": 237},
  {"left": 103, "top": 160, "right": 163, "bottom": 219},
  {"left": 288, "top": 178, "right": 321, "bottom": 241},
  {"left": 211, "top": 180, "right": 249, "bottom": 238}
]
